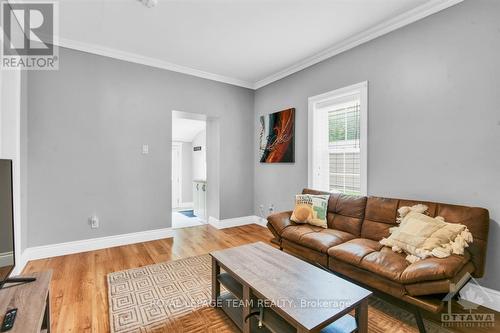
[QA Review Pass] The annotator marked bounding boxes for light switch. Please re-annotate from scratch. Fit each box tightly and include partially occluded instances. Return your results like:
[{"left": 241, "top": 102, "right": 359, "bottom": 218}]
[
  {"left": 142, "top": 144, "right": 149, "bottom": 154},
  {"left": 89, "top": 216, "right": 99, "bottom": 229}
]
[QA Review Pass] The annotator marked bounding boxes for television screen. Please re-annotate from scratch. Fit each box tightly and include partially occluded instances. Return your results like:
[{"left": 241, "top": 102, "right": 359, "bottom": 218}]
[{"left": 0, "top": 160, "right": 14, "bottom": 283}]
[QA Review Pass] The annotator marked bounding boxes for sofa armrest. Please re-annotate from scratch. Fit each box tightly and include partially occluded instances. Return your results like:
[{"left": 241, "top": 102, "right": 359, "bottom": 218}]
[{"left": 267, "top": 211, "right": 294, "bottom": 237}]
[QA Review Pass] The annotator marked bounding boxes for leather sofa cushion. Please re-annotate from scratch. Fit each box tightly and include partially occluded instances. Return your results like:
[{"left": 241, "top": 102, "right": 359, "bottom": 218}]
[
  {"left": 297, "top": 229, "right": 356, "bottom": 253},
  {"left": 329, "top": 239, "right": 470, "bottom": 284},
  {"left": 282, "top": 239, "right": 328, "bottom": 267},
  {"left": 360, "top": 197, "right": 442, "bottom": 242},
  {"left": 329, "top": 258, "right": 407, "bottom": 298},
  {"left": 364, "top": 197, "right": 399, "bottom": 223},
  {"left": 281, "top": 224, "right": 323, "bottom": 243},
  {"left": 361, "top": 247, "right": 410, "bottom": 282},
  {"left": 361, "top": 197, "right": 399, "bottom": 241},
  {"left": 404, "top": 262, "right": 475, "bottom": 296},
  {"left": 327, "top": 238, "right": 383, "bottom": 265},
  {"left": 327, "top": 194, "right": 367, "bottom": 236},
  {"left": 282, "top": 225, "right": 354, "bottom": 253},
  {"left": 400, "top": 251, "right": 471, "bottom": 284},
  {"left": 436, "top": 204, "right": 489, "bottom": 278},
  {"left": 303, "top": 189, "right": 366, "bottom": 237}
]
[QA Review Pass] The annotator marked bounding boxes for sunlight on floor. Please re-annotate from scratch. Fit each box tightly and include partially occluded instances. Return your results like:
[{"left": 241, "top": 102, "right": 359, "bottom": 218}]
[{"left": 172, "top": 211, "right": 205, "bottom": 229}]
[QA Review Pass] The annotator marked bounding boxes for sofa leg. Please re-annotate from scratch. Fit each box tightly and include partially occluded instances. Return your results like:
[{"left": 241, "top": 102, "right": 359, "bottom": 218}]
[{"left": 414, "top": 309, "right": 427, "bottom": 333}]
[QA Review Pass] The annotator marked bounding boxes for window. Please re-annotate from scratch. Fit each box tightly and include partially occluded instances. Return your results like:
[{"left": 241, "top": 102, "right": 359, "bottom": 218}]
[
  {"left": 308, "top": 82, "right": 367, "bottom": 195},
  {"left": 328, "top": 102, "right": 361, "bottom": 194}
]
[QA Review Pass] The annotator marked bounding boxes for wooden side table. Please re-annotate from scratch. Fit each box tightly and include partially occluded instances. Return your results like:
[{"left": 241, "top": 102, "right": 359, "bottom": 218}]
[{"left": 0, "top": 271, "right": 52, "bottom": 333}]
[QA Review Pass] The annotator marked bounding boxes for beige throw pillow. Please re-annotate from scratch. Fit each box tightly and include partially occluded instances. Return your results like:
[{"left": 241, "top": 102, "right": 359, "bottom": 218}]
[
  {"left": 380, "top": 208, "right": 473, "bottom": 263},
  {"left": 291, "top": 194, "right": 329, "bottom": 228}
]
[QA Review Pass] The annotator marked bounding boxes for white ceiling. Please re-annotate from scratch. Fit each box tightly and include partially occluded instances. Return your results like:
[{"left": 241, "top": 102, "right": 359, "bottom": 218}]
[
  {"left": 54, "top": 0, "right": 462, "bottom": 88},
  {"left": 172, "top": 117, "right": 205, "bottom": 142}
]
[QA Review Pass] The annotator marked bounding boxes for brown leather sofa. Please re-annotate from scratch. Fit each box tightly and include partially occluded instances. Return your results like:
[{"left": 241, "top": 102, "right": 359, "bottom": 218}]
[{"left": 267, "top": 189, "right": 489, "bottom": 320}]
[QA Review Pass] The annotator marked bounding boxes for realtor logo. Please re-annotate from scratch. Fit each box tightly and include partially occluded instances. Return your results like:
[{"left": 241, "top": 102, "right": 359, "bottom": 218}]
[
  {"left": 441, "top": 272, "right": 495, "bottom": 329},
  {"left": 1, "top": 1, "right": 58, "bottom": 69}
]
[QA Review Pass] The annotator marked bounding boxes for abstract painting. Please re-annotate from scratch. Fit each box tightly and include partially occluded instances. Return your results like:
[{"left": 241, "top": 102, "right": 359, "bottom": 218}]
[{"left": 259, "top": 108, "right": 295, "bottom": 163}]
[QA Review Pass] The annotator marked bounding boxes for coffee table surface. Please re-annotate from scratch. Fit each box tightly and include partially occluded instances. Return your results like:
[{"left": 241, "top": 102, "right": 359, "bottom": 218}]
[{"left": 210, "top": 242, "right": 371, "bottom": 331}]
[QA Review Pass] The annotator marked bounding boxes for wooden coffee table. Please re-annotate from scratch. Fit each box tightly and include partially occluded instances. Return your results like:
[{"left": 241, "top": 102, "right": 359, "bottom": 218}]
[{"left": 210, "top": 242, "right": 372, "bottom": 333}]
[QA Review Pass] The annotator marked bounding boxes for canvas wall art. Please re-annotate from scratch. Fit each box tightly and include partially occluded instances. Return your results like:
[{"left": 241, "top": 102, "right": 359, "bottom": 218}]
[{"left": 259, "top": 108, "right": 295, "bottom": 163}]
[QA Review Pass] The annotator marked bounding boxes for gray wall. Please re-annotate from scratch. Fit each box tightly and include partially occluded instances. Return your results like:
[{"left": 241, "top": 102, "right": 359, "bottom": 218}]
[
  {"left": 254, "top": 0, "right": 500, "bottom": 290},
  {"left": 27, "top": 47, "right": 254, "bottom": 247},
  {"left": 180, "top": 141, "right": 193, "bottom": 203}
]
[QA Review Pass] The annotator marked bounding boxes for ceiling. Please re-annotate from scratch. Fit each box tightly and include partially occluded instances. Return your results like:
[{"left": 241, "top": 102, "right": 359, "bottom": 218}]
[
  {"left": 172, "top": 117, "right": 205, "bottom": 142},
  {"left": 54, "top": 0, "right": 462, "bottom": 88}
]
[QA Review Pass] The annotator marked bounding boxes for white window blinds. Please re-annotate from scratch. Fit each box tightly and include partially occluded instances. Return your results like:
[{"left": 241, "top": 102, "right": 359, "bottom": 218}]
[{"left": 328, "top": 101, "right": 361, "bottom": 195}]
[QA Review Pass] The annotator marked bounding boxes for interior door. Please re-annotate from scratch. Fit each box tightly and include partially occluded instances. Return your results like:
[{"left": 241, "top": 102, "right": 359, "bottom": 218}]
[{"left": 172, "top": 144, "right": 181, "bottom": 208}]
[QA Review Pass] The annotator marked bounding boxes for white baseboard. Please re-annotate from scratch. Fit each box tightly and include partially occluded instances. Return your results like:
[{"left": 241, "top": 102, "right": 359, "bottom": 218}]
[
  {"left": 255, "top": 217, "right": 268, "bottom": 227},
  {"left": 208, "top": 215, "right": 267, "bottom": 229},
  {"left": 12, "top": 215, "right": 268, "bottom": 275},
  {"left": 12, "top": 227, "right": 174, "bottom": 275},
  {"left": 0, "top": 251, "right": 14, "bottom": 267},
  {"left": 463, "top": 283, "right": 500, "bottom": 312},
  {"left": 11, "top": 252, "right": 27, "bottom": 276}
]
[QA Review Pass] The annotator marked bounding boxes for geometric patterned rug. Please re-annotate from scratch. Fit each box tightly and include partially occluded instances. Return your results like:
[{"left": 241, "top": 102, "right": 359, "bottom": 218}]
[
  {"left": 107, "top": 254, "right": 235, "bottom": 332},
  {"left": 107, "top": 254, "right": 453, "bottom": 333}
]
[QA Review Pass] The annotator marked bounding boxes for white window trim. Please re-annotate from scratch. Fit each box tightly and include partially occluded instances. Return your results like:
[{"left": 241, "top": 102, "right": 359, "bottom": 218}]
[{"left": 308, "top": 81, "right": 368, "bottom": 195}]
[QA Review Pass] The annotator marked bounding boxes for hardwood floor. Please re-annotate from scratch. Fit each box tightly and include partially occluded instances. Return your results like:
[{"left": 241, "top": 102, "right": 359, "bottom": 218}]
[
  {"left": 22, "top": 224, "right": 273, "bottom": 333},
  {"left": 22, "top": 224, "right": 499, "bottom": 333}
]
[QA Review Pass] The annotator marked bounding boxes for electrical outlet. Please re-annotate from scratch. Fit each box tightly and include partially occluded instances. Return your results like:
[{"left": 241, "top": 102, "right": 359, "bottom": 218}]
[{"left": 89, "top": 216, "right": 99, "bottom": 229}]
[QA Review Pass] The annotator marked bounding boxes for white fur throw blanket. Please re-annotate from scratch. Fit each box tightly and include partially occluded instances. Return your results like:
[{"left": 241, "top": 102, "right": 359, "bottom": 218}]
[{"left": 380, "top": 204, "right": 473, "bottom": 263}]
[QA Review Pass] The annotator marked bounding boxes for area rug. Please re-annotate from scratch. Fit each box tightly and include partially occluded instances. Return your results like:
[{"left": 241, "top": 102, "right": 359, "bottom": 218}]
[
  {"left": 107, "top": 254, "right": 453, "bottom": 333},
  {"left": 178, "top": 210, "right": 196, "bottom": 218}
]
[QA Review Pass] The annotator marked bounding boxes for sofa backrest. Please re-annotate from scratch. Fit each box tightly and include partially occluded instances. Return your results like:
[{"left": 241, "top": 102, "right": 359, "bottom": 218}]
[
  {"left": 301, "top": 189, "right": 490, "bottom": 278},
  {"left": 302, "top": 188, "right": 366, "bottom": 236},
  {"left": 360, "top": 197, "right": 439, "bottom": 241},
  {"left": 433, "top": 202, "right": 489, "bottom": 278}
]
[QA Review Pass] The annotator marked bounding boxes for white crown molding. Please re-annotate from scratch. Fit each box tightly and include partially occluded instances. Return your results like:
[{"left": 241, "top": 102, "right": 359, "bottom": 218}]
[
  {"left": 54, "top": 37, "right": 255, "bottom": 89},
  {"left": 11, "top": 227, "right": 174, "bottom": 275},
  {"left": 46, "top": 0, "right": 461, "bottom": 90},
  {"left": 253, "top": 0, "right": 464, "bottom": 89}
]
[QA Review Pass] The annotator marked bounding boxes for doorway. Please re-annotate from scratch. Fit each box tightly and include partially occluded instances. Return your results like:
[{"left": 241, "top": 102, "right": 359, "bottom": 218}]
[{"left": 171, "top": 111, "right": 207, "bottom": 229}]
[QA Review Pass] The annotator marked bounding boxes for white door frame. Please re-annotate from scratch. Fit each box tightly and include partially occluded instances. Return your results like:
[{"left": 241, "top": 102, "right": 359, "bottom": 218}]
[
  {"left": 171, "top": 142, "right": 182, "bottom": 208},
  {"left": 308, "top": 81, "right": 368, "bottom": 195}
]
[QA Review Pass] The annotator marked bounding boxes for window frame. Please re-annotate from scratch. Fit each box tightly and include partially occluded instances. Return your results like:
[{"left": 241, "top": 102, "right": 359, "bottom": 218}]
[{"left": 308, "top": 81, "right": 368, "bottom": 195}]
